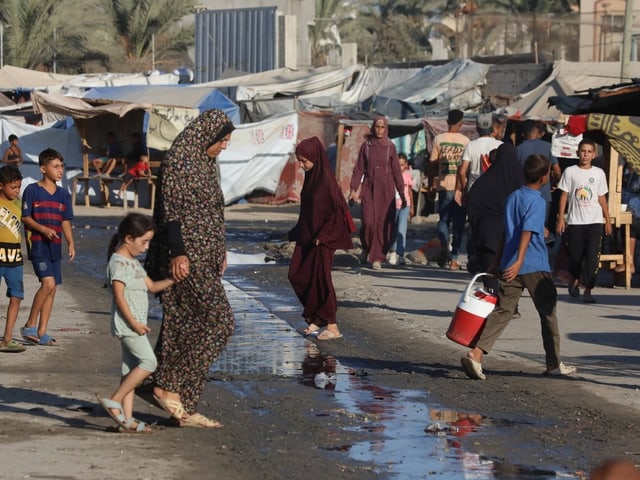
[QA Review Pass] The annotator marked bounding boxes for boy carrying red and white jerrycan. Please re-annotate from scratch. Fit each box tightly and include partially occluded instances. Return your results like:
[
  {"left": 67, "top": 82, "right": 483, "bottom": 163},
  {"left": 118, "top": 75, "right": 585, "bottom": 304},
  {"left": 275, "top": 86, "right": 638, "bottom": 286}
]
[{"left": 447, "top": 273, "right": 497, "bottom": 348}]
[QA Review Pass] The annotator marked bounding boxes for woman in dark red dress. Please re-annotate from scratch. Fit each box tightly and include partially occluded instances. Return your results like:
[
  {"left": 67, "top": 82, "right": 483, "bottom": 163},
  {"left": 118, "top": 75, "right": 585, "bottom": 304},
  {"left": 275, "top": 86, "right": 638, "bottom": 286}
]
[
  {"left": 288, "top": 137, "right": 354, "bottom": 340},
  {"left": 349, "top": 115, "right": 406, "bottom": 270}
]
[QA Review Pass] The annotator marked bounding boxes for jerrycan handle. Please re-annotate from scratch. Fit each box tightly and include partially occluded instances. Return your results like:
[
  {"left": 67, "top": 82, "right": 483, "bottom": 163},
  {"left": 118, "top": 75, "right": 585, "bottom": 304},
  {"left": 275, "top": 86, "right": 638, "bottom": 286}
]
[{"left": 463, "top": 273, "right": 490, "bottom": 302}]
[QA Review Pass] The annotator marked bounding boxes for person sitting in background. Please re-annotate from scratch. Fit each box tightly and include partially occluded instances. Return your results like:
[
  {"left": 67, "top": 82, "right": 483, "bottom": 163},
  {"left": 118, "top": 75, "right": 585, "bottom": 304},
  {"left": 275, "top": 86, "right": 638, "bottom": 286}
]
[
  {"left": 92, "top": 131, "right": 124, "bottom": 177},
  {"left": 118, "top": 153, "right": 152, "bottom": 199},
  {"left": 2, "top": 135, "right": 23, "bottom": 166}
]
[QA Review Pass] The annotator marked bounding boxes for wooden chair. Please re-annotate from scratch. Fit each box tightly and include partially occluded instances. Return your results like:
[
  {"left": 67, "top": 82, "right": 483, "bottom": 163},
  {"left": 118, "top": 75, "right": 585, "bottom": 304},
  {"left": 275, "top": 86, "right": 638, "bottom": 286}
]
[{"left": 599, "top": 146, "right": 633, "bottom": 288}]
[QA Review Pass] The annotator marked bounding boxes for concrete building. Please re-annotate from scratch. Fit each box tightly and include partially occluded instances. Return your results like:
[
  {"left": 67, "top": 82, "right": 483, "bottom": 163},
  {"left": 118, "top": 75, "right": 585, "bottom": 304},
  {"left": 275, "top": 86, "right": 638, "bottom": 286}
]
[
  {"left": 195, "top": 0, "right": 315, "bottom": 69},
  {"left": 579, "top": 0, "right": 640, "bottom": 62}
]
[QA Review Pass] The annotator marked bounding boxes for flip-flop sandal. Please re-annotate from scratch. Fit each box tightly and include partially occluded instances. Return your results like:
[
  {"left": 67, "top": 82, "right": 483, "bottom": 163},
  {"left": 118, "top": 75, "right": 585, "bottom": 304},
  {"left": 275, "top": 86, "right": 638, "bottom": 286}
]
[
  {"left": 20, "top": 327, "right": 39, "bottom": 345},
  {"left": 119, "top": 417, "right": 153, "bottom": 434},
  {"left": 96, "top": 394, "right": 128, "bottom": 429},
  {"left": 38, "top": 333, "right": 58, "bottom": 346},
  {"left": 317, "top": 330, "right": 343, "bottom": 341},
  {"left": 0, "top": 340, "right": 27, "bottom": 353},
  {"left": 302, "top": 324, "right": 321, "bottom": 337},
  {"left": 152, "top": 394, "right": 186, "bottom": 420},
  {"left": 179, "top": 412, "right": 222, "bottom": 428}
]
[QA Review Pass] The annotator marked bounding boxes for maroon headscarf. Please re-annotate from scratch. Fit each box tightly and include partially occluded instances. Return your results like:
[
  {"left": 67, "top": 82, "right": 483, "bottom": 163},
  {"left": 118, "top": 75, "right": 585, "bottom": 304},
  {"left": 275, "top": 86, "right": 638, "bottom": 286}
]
[
  {"left": 293, "top": 137, "right": 353, "bottom": 250},
  {"left": 368, "top": 115, "right": 393, "bottom": 147}
]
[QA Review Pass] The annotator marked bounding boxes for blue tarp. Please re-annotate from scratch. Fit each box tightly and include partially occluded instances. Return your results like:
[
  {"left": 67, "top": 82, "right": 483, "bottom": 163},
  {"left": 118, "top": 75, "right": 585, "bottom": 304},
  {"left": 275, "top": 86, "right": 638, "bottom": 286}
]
[{"left": 83, "top": 85, "right": 241, "bottom": 125}]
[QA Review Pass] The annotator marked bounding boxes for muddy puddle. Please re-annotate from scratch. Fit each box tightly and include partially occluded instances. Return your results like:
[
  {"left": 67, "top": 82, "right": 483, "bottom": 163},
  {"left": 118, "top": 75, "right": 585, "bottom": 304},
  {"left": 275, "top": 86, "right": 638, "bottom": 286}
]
[
  {"left": 73, "top": 223, "right": 577, "bottom": 479},
  {"left": 222, "top": 262, "right": 577, "bottom": 479}
]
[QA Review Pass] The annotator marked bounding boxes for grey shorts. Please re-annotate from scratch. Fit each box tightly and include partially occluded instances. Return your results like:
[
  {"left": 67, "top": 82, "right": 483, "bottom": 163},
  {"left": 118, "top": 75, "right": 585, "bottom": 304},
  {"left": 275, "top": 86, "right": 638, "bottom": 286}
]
[{"left": 119, "top": 334, "right": 157, "bottom": 375}]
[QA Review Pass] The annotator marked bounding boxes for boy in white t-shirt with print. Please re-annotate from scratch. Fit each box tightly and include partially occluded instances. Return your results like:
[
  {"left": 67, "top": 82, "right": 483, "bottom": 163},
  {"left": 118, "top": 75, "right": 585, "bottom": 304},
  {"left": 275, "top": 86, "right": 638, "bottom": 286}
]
[{"left": 556, "top": 138, "right": 611, "bottom": 304}]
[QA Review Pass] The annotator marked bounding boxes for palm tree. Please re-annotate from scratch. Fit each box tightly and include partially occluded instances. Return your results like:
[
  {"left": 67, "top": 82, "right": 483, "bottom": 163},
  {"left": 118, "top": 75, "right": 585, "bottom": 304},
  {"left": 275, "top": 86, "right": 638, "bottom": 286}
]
[
  {"left": 341, "top": 0, "right": 434, "bottom": 64},
  {"left": 309, "top": 0, "right": 347, "bottom": 67},
  {"left": 99, "top": 0, "right": 195, "bottom": 72},
  {"left": 0, "top": 0, "right": 195, "bottom": 73},
  {"left": 0, "top": 0, "right": 111, "bottom": 71}
]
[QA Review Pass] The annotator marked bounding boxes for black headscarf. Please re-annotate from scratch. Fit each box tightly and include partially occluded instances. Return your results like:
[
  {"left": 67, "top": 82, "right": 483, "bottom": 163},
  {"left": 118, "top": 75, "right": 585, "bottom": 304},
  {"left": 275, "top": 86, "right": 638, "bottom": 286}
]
[{"left": 467, "top": 143, "right": 525, "bottom": 251}]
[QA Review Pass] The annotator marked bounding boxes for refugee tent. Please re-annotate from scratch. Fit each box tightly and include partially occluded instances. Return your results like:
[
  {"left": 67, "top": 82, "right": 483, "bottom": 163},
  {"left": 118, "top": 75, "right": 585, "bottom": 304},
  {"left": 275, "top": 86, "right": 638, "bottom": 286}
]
[
  {"left": 0, "top": 65, "right": 76, "bottom": 92},
  {"left": 31, "top": 91, "right": 153, "bottom": 204},
  {"left": 32, "top": 90, "right": 298, "bottom": 206},
  {"left": 302, "top": 60, "right": 490, "bottom": 120},
  {"left": 200, "top": 65, "right": 364, "bottom": 121},
  {"left": 0, "top": 115, "right": 82, "bottom": 190},
  {"left": 227, "top": 112, "right": 430, "bottom": 206},
  {"left": 216, "top": 111, "right": 341, "bottom": 206},
  {"left": 502, "top": 61, "right": 640, "bottom": 121},
  {"left": 218, "top": 112, "right": 299, "bottom": 205},
  {"left": 201, "top": 65, "right": 364, "bottom": 101},
  {"left": 82, "top": 85, "right": 240, "bottom": 126},
  {"left": 548, "top": 80, "right": 640, "bottom": 117},
  {"left": 61, "top": 71, "right": 179, "bottom": 91}
]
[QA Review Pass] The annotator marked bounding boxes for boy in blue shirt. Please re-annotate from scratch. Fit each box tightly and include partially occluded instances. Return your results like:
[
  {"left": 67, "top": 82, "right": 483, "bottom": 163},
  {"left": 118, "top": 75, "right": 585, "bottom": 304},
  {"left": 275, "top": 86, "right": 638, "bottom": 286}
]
[
  {"left": 461, "top": 154, "right": 576, "bottom": 380},
  {"left": 20, "top": 149, "right": 75, "bottom": 346}
]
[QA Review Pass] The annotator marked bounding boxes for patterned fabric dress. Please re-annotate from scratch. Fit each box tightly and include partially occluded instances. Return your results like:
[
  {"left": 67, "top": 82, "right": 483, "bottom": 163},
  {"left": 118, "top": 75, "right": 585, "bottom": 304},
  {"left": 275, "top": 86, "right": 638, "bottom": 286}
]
[{"left": 145, "top": 109, "right": 235, "bottom": 414}]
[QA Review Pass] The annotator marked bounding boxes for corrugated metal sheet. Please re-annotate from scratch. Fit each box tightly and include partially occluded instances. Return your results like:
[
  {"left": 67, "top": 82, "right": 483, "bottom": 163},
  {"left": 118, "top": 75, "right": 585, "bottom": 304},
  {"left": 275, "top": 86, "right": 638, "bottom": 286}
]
[{"left": 195, "top": 7, "right": 278, "bottom": 83}]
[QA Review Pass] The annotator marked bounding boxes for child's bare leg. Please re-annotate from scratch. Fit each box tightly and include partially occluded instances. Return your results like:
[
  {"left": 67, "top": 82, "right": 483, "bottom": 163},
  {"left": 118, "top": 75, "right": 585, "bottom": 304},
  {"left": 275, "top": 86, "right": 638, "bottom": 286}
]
[
  {"left": 24, "top": 277, "right": 56, "bottom": 337},
  {"left": 92, "top": 159, "right": 103, "bottom": 174},
  {"left": 103, "top": 158, "right": 117, "bottom": 176},
  {"left": 1, "top": 297, "right": 21, "bottom": 346},
  {"left": 111, "top": 367, "right": 153, "bottom": 419}
]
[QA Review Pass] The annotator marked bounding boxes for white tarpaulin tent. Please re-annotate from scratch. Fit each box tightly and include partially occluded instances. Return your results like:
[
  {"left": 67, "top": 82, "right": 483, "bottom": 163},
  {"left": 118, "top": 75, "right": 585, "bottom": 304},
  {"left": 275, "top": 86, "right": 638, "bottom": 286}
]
[
  {"left": 201, "top": 65, "right": 364, "bottom": 101},
  {"left": 0, "top": 116, "right": 83, "bottom": 191},
  {"left": 218, "top": 112, "right": 298, "bottom": 205},
  {"left": 378, "top": 59, "right": 489, "bottom": 107},
  {"left": 0, "top": 65, "right": 76, "bottom": 91},
  {"left": 340, "top": 67, "right": 422, "bottom": 104}
]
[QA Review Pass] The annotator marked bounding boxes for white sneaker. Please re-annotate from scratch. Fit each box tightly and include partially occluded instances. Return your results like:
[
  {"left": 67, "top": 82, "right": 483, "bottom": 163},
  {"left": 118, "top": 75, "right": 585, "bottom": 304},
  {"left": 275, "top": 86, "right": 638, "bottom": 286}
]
[
  {"left": 544, "top": 362, "right": 576, "bottom": 376},
  {"left": 372, "top": 261, "right": 382, "bottom": 270},
  {"left": 388, "top": 251, "right": 397, "bottom": 265}
]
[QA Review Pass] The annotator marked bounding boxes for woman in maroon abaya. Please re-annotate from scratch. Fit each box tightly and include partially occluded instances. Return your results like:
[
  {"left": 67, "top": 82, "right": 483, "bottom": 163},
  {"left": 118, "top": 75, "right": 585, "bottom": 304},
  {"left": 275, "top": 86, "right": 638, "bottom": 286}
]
[
  {"left": 349, "top": 115, "right": 406, "bottom": 270},
  {"left": 288, "top": 137, "right": 354, "bottom": 340}
]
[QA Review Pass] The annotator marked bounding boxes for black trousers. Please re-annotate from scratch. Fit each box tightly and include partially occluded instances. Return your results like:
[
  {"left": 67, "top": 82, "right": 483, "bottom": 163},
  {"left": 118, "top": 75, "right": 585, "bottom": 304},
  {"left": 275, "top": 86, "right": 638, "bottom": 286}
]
[{"left": 566, "top": 223, "right": 602, "bottom": 289}]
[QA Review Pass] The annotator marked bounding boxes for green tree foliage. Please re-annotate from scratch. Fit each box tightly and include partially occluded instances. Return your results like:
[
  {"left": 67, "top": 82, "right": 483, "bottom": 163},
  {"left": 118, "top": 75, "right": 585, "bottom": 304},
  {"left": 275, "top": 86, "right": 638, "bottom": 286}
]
[
  {"left": 309, "top": 0, "right": 347, "bottom": 67},
  {"left": 341, "top": 0, "right": 432, "bottom": 64},
  {"left": 0, "top": 0, "right": 195, "bottom": 73},
  {"left": 104, "top": 0, "right": 194, "bottom": 72}
]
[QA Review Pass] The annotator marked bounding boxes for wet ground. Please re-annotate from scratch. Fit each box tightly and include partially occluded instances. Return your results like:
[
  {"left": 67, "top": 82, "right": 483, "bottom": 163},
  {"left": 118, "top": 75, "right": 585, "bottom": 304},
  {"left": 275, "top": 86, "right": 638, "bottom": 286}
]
[{"left": 69, "top": 213, "right": 591, "bottom": 479}]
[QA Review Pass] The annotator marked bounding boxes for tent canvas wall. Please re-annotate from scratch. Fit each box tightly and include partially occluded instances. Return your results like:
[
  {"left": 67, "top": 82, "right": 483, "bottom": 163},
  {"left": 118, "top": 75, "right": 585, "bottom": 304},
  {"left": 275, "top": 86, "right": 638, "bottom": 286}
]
[{"left": 83, "top": 85, "right": 240, "bottom": 125}]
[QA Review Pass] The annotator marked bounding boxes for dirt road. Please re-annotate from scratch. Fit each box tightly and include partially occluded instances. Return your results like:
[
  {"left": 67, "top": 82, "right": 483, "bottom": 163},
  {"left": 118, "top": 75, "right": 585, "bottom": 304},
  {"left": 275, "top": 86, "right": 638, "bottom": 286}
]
[{"left": 0, "top": 204, "right": 637, "bottom": 479}]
